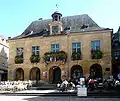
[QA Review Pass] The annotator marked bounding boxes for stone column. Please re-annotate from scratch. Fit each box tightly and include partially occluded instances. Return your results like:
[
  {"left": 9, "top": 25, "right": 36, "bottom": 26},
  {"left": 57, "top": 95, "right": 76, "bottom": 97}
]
[{"left": 24, "top": 68, "right": 30, "bottom": 80}]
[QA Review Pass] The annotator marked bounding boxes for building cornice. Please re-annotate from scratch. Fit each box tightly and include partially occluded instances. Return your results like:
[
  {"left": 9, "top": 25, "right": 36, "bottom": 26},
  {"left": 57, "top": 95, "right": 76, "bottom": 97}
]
[{"left": 8, "top": 29, "right": 113, "bottom": 42}]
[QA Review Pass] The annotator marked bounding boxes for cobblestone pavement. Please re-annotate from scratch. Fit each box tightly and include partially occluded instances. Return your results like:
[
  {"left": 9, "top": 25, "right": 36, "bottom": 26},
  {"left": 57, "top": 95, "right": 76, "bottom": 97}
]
[{"left": 0, "top": 96, "right": 120, "bottom": 101}]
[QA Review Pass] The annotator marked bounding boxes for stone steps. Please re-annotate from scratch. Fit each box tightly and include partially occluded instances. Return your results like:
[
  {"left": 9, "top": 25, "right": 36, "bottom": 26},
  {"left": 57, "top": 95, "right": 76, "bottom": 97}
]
[
  {"left": 1, "top": 90, "right": 120, "bottom": 98},
  {"left": 31, "top": 83, "right": 57, "bottom": 90}
]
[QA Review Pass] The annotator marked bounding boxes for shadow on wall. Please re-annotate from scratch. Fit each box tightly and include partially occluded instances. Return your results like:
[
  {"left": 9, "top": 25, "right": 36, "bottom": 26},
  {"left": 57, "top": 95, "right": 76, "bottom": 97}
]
[
  {"left": 0, "top": 47, "right": 8, "bottom": 65},
  {"left": 0, "top": 47, "right": 8, "bottom": 81}
]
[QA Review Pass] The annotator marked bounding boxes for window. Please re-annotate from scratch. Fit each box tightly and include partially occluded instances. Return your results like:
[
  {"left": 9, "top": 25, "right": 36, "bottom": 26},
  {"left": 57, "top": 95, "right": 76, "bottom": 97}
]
[
  {"left": 15, "top": 48, "right": 24, "bottom": 64},
  {"left": 113, "top": 51, "right": 120, "bottom": 57},
  {"left": 32, "top": 46, "right": 40, "bottom": 55},
  {"left": 113, "top": 41, "right": 120, "bottom": 47},
  {"left": 16, "top": 48, "right": 23, "bottom": 57},
  {"left": 72, "top": 42, "right": 81, "bottom": 53},
  {"left": 91, "top": 41, "right": 102, "bottom": 59},
  {"left": 51, "top": 44, "right": 59, "bottom": 52},
  {"left": 113, "top": 51, "right": 120, "bottom": 58},
  {"left": 91, "top": 40, "right": 100, "bottom": 50},
  {"left": 52, "top": 25, "right": 58, "bottom": 34}
]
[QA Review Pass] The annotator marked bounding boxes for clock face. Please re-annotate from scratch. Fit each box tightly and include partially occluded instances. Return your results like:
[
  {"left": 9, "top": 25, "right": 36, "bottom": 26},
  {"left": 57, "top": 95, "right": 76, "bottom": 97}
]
[{"left": 52, "top": 25, "right": 58, "bottom": 34}]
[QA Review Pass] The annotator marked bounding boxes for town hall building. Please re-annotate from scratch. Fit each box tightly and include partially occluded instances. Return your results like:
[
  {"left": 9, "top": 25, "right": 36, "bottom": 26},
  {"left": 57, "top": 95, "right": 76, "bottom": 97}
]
[{"left": 8, "top": 11, "right": 112, "bottom": 83}]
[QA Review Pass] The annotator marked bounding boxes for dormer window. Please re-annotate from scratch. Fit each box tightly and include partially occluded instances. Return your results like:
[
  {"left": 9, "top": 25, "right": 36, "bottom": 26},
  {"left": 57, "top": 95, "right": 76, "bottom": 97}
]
[
  {"left": 52, "top": 25, "right": 58, "bottom": 34},
  {"left": 80, "top": 24, "right": 88, "bottom": 29},
  {"left": 64, "top": 27, "right": 71, "bottom": 30}
]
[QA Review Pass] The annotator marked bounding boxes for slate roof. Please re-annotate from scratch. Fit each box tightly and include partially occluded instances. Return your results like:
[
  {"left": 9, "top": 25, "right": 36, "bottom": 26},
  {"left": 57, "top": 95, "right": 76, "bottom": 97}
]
[
  {"left": 11, "top": 14, "right": 109, "bottom": 40},
  {"left": 112, "top": 26, "right": 120, "bottom": 48},
  {"left": 112, "top": 26, "right": 120, "bottom": 41}
]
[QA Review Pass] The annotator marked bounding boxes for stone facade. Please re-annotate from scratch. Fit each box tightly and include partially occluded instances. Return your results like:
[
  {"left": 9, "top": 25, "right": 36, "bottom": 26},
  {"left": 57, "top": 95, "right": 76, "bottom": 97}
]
[
  {"left": 8, "top": 12, "right": 113, "bottom": 83},
  {"left": 0, "top": 36, "right": 9, "bottom": 81},
  {"left": 8, "top": 30, "right": 112, "bottom": 81}
]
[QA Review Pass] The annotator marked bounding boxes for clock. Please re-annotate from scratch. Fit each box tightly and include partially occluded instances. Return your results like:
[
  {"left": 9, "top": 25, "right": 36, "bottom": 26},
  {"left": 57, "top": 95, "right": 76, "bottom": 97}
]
[{"left": 52, "top": 25, "right": 58, "bottom": 34}]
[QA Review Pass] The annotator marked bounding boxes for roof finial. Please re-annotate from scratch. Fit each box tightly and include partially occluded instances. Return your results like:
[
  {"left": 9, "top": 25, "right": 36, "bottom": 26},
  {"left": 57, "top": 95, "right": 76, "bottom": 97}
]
[{"left": 56, "top": 4, "right": 58, "bottom": 11}]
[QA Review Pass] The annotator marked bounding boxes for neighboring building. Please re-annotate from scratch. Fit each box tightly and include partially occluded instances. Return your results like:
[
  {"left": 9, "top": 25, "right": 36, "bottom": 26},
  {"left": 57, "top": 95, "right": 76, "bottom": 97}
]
[
  {"left": 8, "top": 12, "right": 112, "bottom": 83},
  {"left": 0, "top": 35, "right": 9, "bottom": 81},
  {"left": 112, "top": 26, "right": 120, "bottom": 78}
]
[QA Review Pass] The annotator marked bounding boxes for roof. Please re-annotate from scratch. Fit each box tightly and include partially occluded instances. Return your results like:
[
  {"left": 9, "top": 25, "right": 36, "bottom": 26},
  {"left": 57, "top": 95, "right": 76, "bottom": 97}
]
[
  {"left": 112, "top": 26, "right": 120, "bottom": 41},
  {"left": 112, "top": 26, "right": 120, "bottom": 48},
  {"left": 11, "top": 14, "right": 109, "bottom": 40}
]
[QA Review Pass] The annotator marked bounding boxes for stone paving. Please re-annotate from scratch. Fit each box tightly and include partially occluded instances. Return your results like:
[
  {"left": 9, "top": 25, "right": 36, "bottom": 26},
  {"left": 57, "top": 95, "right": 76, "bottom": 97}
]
[
  {"left": 0, "top": 89, "right": 75, "bottom": 94},
  {"left": 0, "top": 96, "right": 120, "bottom": 101},
  {"left": 15, "top": 90, "right": 57, "bottom": 93},
  {"left": 0, "top": 88, "right": 120, "bottom": 98}
]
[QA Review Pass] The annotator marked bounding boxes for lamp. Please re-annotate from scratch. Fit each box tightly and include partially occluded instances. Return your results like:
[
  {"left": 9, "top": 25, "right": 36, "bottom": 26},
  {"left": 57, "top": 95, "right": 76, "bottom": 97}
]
[{"left": 115, "top": 56, "right": 118, "bottom": 60}]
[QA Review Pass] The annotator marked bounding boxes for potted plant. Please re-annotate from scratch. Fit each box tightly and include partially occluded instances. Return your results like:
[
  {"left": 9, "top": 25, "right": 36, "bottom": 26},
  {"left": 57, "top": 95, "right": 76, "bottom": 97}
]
[
  {"left": 58, "top": 52, "right": 67, "bottom": 61},
  {"left": 50, "top": 53, "right": 54, "bottom": 62},
  {"left": 43, "top": 55, "right": 50, "bottom": 63},
  {"left": 30, "top": 54, "right": 40, "bottom": 63},
  {"left": 91, "top": 50, "right": 102, "bottom": 59},
  {"left": 43, "top": 51, "right": 67, "bottom": 63},
  {"left": 15, "top": 55, "right": 23, "bottom": 64},
  {"left": 72, "top": 52, "right": 81, "bottom": 60}
]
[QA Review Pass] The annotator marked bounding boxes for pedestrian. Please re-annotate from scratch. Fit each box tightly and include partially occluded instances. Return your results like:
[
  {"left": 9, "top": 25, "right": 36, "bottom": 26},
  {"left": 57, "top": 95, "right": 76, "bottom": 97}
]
[
  {"left": 88, "top": 79, "right": 95, "bottom": 91},
  {"left": 117, "top": 73, "right": 120, "bottom": 81}
]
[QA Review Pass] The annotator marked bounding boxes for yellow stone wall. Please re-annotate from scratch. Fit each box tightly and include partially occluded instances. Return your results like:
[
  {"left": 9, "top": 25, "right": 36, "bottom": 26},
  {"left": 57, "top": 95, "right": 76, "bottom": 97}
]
[{"left": 8, "top": 30, "right": 112, "bottom": 81}]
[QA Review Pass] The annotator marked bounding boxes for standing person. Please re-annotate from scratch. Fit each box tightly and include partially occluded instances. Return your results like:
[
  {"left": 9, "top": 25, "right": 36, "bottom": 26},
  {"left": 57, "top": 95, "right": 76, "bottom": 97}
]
[
  {"left": 60, "top": 79, "right": 68, "bottom": 91},
  {"left": 79, "top": 77, "right": 85, "bottom": 87},
  {"left": 88, "top": 79, "right": 95, "bottom": 91},
  {"left": 74, "top": 79, "right": 79, "bottom": 86},
  {"left": 117, "top": 73, "right": 120, "bottom": 81}
]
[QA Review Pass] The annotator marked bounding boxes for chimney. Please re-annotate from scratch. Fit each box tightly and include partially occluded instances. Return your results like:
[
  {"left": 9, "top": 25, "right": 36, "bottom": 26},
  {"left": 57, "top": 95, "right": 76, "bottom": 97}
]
[{"left": 8, "top": 37, "right": 11, "bottom": 39}]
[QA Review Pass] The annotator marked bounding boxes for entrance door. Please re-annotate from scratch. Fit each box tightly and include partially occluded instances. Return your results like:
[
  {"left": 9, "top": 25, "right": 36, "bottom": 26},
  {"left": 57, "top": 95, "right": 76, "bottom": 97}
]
[
  {"left": 16, "top": 68, "right": 24, "bottom": 81},
  {"left": 71, "top": 65, "right": 83, "bottom": 82},
  {"left": 49, "top": 66, "right": 61, "bottom": 84},
  {"left": 90, "top": 64, "right": 102, "bottom": 79},
  {"left": 30, "top": 67, "right": 40, "bottom": 81},
  {"left": 53, "top": 68, "right": 61, "bottom": 83}
]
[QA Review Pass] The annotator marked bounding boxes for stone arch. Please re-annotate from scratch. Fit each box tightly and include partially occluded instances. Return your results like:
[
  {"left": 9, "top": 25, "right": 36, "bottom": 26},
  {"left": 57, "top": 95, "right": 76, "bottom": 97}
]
[
  {"left": 89, "top": 64, "right": 102, "bottom": 79},
  {"left": 16, "top": 68, "right": 24, "bottom": 81},
  {"left": 49, "top": 66, "right": 61, "bottom": 84},
  {"left": 71, "top": 65, "right": 83, "bottom": 82},
  {"left": 29, "top": 67, "right": 40, "bottom": 81}
]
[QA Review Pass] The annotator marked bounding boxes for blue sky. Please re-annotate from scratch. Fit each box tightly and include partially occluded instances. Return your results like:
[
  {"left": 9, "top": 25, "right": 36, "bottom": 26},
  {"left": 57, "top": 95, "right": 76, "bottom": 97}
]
[{"left": 0, "top": 0, "right": 120, "bottom": 38}]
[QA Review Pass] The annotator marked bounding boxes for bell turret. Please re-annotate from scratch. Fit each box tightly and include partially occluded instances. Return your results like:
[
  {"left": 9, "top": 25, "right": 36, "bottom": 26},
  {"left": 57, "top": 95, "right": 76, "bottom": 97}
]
[{"left": 51, "top": 11, "right": 62, "bottom": 21}]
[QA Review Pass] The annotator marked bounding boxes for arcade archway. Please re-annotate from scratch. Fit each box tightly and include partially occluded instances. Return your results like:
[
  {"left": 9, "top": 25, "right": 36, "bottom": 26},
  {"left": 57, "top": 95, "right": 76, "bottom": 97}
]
[
  {"left": 16, "top": 68, "right": 24, "bottom": 81},
  {"left": 89, "top": 64, "right": 102, "bottom": 79},
  {"left": 29, "top": 67, "right": 40, "bottom": 81},
  {"left": 71, "top": 65, "right": 83, "bottom": 82}
]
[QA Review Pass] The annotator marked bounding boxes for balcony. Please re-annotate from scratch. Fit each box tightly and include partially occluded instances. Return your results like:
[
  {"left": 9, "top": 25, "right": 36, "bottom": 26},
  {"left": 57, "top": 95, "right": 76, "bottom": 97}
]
[
  {"left": 43, "top": 51, "right": 67, "bottom": 64},
  {"left": 30, "top": 54, "right": 40, "bottom": 63},
  {"left": 15, "top": 56, "right": 24, "bottom": 64},
  {"left": 91, "top": 50, "right": 102, "bottom": 59},
  {"left": 71, "top": 52, "right": 82, "bottom": 60}
]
